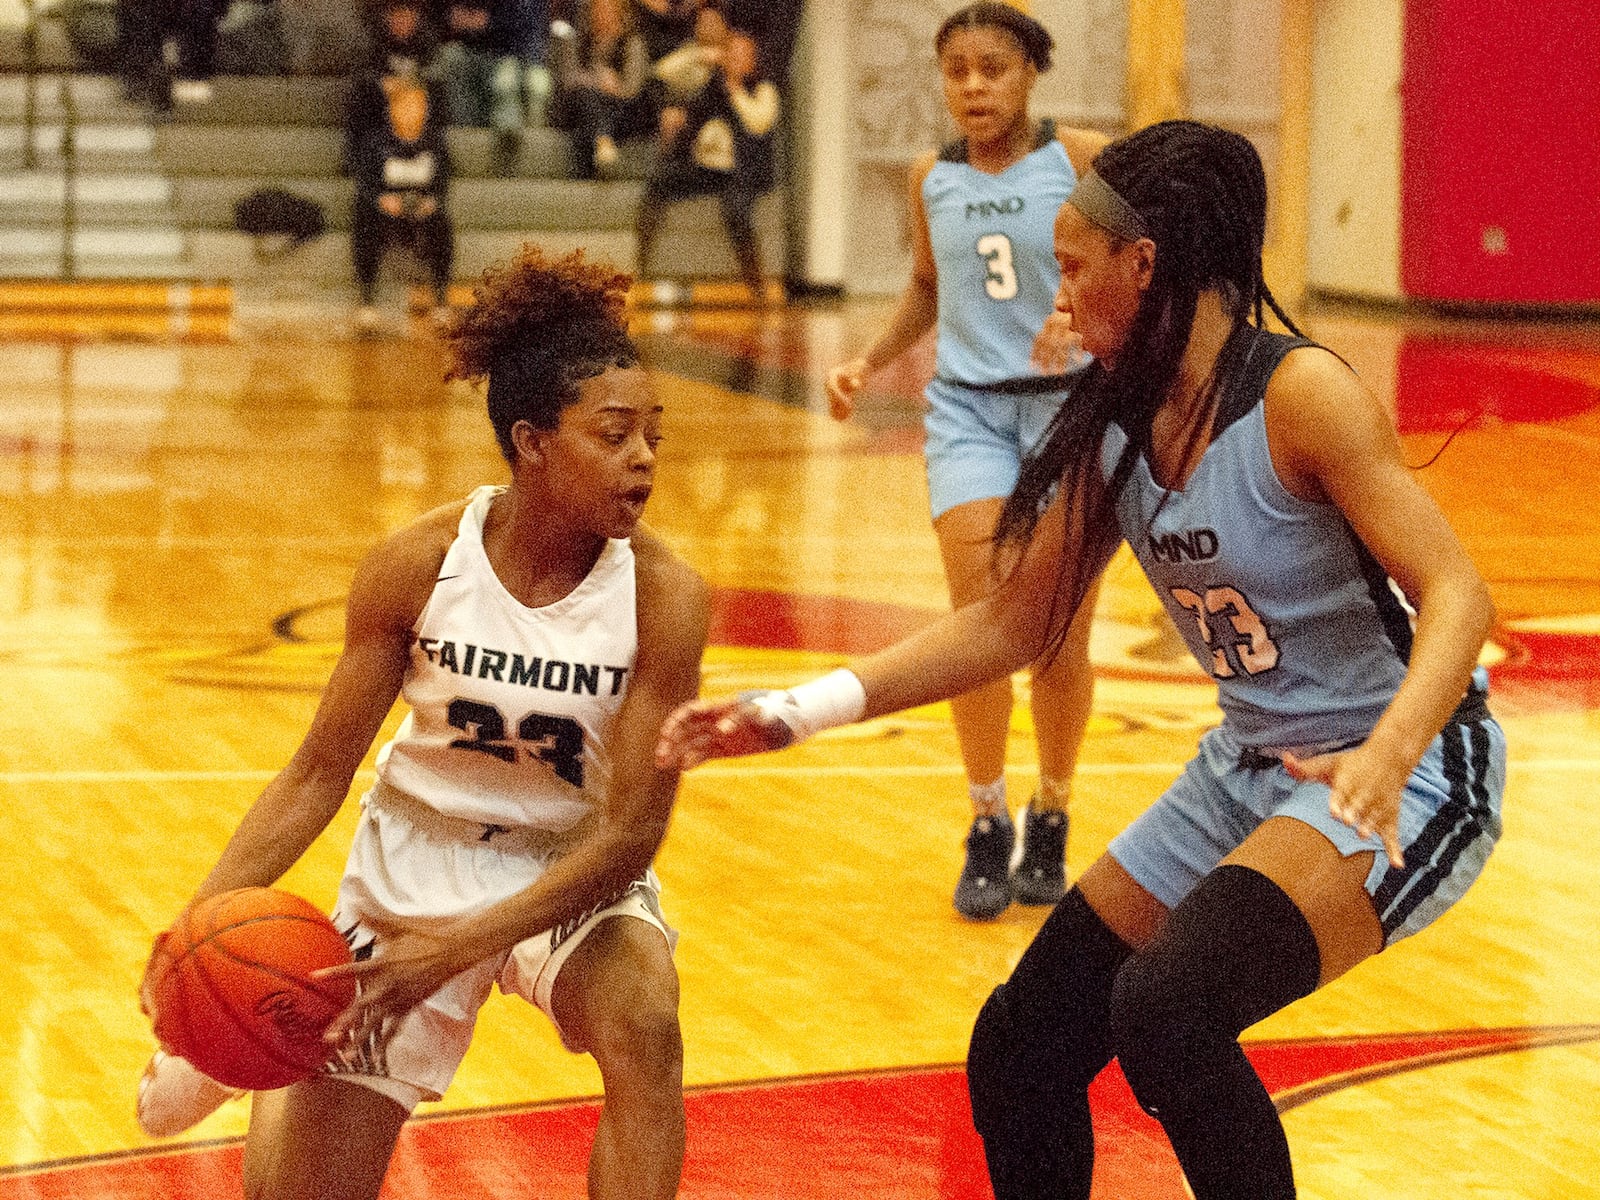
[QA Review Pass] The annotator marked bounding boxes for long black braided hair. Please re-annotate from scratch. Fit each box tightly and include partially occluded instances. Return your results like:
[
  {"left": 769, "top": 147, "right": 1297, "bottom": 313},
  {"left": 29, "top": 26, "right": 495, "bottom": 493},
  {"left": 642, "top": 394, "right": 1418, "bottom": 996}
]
[{"left": 994, "top": 120, "right": 1305, "bottom": 664}]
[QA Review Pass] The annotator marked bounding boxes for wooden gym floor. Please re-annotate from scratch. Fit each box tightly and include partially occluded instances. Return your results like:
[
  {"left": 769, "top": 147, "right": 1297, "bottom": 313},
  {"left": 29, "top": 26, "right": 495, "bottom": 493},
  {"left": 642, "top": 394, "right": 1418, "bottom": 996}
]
[{"left": 0, "top": 289, "right": 1597, "bottom": 1198}]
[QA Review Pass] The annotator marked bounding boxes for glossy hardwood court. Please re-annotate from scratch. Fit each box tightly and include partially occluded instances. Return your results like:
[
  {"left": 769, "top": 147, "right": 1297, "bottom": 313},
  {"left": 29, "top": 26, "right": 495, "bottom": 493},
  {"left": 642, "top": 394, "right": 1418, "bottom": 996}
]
[{"left": 1, "top": 291, "right": 1597, "bottom": 1198}]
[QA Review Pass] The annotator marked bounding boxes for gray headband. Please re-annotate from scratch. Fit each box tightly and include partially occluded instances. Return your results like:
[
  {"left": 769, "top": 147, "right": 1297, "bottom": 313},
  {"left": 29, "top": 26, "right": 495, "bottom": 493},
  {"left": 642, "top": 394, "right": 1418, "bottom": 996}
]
[{"left": 1067, "top": 170, "right": 1151, "bottom": 242}]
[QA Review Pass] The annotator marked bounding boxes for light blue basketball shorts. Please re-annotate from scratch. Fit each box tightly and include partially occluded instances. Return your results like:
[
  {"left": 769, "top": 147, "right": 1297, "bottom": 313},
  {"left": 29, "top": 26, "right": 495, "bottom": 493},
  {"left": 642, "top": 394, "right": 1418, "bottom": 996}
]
[
  {"left": 923, "top": 376, "right": 1075, "bottom": 520},
  {"left": 1109, "top": 702, "right": 1505, "bottom": 945}
]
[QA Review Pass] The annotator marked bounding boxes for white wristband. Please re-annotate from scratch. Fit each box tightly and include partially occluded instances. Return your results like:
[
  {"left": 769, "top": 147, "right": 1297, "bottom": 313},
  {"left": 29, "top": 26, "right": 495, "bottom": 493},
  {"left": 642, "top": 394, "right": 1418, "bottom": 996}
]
[{"left": 751, "top": 668, "right": 868, "bottom": 744}]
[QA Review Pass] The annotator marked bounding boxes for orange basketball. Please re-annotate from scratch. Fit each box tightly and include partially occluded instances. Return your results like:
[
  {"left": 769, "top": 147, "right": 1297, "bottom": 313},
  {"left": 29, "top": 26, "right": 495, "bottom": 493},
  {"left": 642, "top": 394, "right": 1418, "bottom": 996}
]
[{"left": 149, "top": 888, "right": 356, "bottom": 1090}]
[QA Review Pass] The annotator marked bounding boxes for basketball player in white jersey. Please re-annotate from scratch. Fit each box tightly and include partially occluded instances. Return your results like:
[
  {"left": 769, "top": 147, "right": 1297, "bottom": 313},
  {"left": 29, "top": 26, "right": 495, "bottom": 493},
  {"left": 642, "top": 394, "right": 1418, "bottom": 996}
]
[
  {"left": 827, "top": 4, "right": 1108, "bottom": 920},
  {"left": 136, "top": 247, "right": 709, "bottom": 1200}
]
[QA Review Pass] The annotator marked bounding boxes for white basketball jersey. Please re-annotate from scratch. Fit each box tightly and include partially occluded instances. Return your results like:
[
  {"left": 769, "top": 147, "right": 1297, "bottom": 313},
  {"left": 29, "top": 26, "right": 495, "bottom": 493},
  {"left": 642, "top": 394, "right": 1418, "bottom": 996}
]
[{"left": 373, "top": 486, "right": 638, "bottom": 830}]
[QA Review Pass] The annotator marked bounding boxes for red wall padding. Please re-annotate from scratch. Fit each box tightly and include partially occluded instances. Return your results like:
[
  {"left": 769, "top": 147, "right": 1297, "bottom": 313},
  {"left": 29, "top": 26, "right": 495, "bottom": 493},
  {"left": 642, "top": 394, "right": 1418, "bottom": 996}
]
[{"left": 1401, "top": 0, "right": 1600, "bottom": 304}]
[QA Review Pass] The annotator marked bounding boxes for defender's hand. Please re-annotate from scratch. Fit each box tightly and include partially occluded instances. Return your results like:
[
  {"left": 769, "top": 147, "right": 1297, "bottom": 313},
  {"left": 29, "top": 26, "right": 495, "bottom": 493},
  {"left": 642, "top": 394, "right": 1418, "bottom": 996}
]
[
  {"left": 655, "top": 693, "right": 797, "bottom": 771},
  {"left": 1283, "top": 743, "right": 1410, "bottom": 869}
]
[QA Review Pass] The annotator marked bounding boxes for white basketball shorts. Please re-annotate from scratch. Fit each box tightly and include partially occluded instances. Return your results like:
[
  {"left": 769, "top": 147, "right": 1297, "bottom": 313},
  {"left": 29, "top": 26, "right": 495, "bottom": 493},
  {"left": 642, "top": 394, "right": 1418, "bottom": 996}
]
[{"left": 324, "top": 781, "right": 676, "bottom": 1111}]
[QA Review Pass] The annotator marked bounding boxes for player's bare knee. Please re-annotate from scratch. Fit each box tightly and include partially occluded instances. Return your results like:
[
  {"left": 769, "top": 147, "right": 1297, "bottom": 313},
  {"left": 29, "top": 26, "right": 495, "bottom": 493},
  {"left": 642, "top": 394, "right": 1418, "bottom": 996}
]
[
  {"left": 586, "top": 999, "right": 683, "bottom": 1090},
  {"left": 576, "top": 929, "right": 683, "bottom": 1086}
]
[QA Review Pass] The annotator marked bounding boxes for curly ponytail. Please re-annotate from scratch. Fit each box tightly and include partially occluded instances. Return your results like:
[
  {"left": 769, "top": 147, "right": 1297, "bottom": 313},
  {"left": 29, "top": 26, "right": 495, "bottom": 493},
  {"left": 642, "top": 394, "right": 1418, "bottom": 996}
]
[{"left": 443, "top": 246, "right": 637, "bottom": 462}]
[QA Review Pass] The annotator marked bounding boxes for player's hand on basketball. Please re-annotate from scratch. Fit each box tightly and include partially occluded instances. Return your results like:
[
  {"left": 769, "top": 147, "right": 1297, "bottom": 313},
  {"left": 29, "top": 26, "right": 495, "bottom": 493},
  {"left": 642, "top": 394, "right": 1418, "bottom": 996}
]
[
  {"left": 316, "top": 929, "right": 472, "bottom": 1048},
  {"left": 1031, "top": 310, "right": 1087, "bottom": 374},
  {"left": 138, "top": 930, "right": 174, "bottom": 1018},
  {"left": 1283, "top": 744, "right": 1408, "bottom": 869},
  {"left": 825, "top": 357, "right": 869, "bottom": 421},
  {"left": 655, "top": 692, "right": 797, "bottom": 770}
]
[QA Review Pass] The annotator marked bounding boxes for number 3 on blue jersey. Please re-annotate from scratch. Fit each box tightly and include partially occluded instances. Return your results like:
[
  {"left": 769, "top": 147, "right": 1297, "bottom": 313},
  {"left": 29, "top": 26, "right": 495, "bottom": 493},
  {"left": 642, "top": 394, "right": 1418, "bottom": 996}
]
[{"left": 976, "top": 233, "right": 1018, "bottom": 301}]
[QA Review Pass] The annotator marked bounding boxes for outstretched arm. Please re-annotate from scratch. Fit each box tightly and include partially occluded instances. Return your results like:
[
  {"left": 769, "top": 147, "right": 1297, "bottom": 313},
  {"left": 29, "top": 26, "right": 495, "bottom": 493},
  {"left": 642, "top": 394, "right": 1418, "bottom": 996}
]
[
  {"left": 852, "top": 499, "right": 1069, "bottom": 716},
  {"left": 140, "top": 509, "right": 451, "bottom": 1011},
  {"left": 189, "top": 520, "right": 446, "bottom": 901},
  {"left": 657, "top": 492, "right": 1102, "bottom": 770}
]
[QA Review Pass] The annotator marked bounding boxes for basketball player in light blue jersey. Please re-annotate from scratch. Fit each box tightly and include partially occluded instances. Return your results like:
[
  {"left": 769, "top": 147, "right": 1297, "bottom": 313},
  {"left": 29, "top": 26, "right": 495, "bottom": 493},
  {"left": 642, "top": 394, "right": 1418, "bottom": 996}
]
[
  {"left": 661, "top": 121, "right": 1506, "bottom": 1199},
  {"left": 828, "top": 3, "right": 1109, "bottom": 921}
]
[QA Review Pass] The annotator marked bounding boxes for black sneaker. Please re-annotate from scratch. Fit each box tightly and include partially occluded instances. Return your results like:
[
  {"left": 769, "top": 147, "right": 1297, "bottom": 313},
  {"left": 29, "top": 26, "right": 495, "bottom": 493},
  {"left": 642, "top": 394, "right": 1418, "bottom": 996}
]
[
  {"left": 1012, "top": 804, "right": 1067, "bottom": 905},
  {"left": 954, "top": 815, "right": 1015, "bottom": 920}
]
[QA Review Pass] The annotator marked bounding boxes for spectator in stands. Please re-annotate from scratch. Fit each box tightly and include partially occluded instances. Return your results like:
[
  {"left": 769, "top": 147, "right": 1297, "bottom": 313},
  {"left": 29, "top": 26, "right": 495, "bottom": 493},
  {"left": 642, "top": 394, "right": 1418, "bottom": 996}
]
[
  {"left": 435, "top": 0, "right": 553, "bottom": 175},
  {"left": 721, "top": 0, "right": 800, "bottom": 87},
  {"left": 116, "top": 0, "right": 167, "bottom": 110},
  {"left": 635, "top": 28, "right": 778, "bottom": 300},
  {"left": 630, "top": 0, "right": 699, "bottom": 63},
  {"left": 649, "top": 1, "right": 725, "bottom": 110},
  {"left": 365, "top": 0, "right": 440, "bottom": 76},
  {"left": 174, "top": 0, "right": 222, "bottom": 102},
  {"left": 347, "top": 72, "right": 456, "bottom": 335},
  {"left": 553, "top": 0, "right": 653, "bottom": 178},
  {"left": 116, "top": 0, "right": 222, "bottom": 110},
  {"left": 346, "top": 3, "right": 446, "bottom": 173}
]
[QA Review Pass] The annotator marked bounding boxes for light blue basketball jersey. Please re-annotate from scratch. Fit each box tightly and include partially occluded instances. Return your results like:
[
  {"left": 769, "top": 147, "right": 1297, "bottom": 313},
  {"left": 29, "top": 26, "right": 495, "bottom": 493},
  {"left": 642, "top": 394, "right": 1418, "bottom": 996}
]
[
  {"left": 1101, "top": 329, "right": 1424, "bottom": 749},
  {"left": 925, "top": 121, "right": 1076, "bottom": 388}
]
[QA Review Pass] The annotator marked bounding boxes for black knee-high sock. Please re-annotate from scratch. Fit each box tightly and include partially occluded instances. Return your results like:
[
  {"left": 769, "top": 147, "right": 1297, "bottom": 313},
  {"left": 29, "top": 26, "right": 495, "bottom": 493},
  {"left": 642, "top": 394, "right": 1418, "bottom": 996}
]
[
  {"left": 1109, "top": 865, "right": 1322, "bottom": 1200},
  {"left": 967, "top": 888, "right": 1132, "bottom": 1200}
]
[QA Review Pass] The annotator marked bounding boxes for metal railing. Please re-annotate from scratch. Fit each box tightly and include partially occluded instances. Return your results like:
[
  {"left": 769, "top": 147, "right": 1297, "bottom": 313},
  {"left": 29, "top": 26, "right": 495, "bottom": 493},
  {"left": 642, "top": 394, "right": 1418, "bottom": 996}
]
[
  {"left": 14, "top": 0, "right": 80, "bottom": 278},
  {"left": 20, "top": 0, "right": 37, "bottom": 168},
  {"left": 59, "top": 63, "right": 75, "bottom": 279}
]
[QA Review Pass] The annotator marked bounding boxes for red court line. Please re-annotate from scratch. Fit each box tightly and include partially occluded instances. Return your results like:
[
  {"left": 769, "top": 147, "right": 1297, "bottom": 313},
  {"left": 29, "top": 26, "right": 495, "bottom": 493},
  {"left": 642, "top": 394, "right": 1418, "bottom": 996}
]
[{"left": 7, "top": 1028, "right": 1594, "bottom": 1199}]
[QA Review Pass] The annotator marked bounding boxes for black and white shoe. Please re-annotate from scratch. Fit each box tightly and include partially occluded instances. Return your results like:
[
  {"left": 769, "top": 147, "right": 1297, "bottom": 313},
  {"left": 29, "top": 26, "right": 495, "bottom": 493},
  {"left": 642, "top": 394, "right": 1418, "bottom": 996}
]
[
  {"left": 954, "top": 815, "right": 1015, "bottom": 920},
  {"left": 1012, "top": 803, "right": 1068, "bottom": 906}
]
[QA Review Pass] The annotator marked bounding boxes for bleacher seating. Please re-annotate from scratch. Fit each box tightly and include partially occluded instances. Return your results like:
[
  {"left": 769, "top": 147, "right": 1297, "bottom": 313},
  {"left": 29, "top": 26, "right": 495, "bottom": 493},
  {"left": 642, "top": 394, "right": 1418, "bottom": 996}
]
[
  {"left": 0, "top": 72, "right": 189, "bottom": 278},
  {"left": 0, "top": 16, "right": 786, "bottom": 288}
]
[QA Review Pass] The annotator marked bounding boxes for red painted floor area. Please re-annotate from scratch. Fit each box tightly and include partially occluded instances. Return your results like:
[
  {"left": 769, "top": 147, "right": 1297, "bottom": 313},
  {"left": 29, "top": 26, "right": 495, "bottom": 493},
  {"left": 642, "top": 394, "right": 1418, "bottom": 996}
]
[
  {"left": 708, "top": 587, "right": 936, "bottom": 657},
  {"left": 1394, "top": 338, "right": 1600, "bottom": 433},
  {"left": 6, "top": 1028, "right": 1593, "bottom": 1200}
]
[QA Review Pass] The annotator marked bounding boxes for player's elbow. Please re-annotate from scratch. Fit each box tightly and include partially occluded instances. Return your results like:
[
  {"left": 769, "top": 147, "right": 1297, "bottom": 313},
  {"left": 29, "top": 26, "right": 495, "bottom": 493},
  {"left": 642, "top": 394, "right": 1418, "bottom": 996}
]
[
  {"left": 1430, "top": 562, "right": 1496, "bottom": 654},
  {"left": 1468, "top": 573, "right": 1496, "bottom": 646}
]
